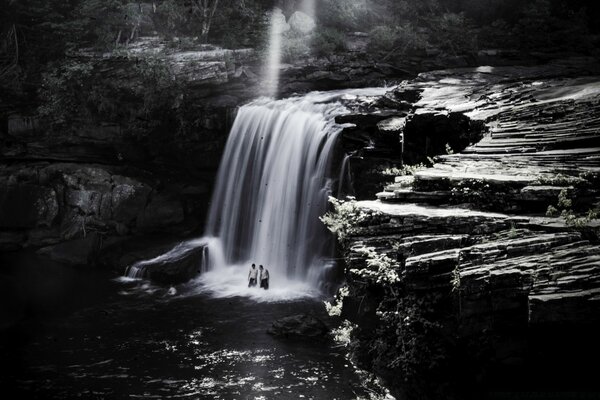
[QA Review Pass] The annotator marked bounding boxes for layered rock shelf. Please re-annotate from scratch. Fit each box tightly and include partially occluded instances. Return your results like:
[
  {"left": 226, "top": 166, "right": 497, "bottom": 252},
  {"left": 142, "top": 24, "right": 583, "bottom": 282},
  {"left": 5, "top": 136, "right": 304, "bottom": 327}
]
[{"left": 333, "top": 61, "right": 600, "bottom": 399}]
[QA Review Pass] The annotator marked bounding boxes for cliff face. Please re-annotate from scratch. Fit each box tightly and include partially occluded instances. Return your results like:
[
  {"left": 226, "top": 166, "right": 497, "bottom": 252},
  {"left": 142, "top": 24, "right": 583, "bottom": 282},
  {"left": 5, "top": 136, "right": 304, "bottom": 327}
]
[
  {"left": 331, "top": 59, "right": 600, "bottom": 399},
  {"left": 0, "top": 46, "right": 242, "bottom": 262},
  {"left": 0, "top": 37, "right": 416, "bottom": 268}
]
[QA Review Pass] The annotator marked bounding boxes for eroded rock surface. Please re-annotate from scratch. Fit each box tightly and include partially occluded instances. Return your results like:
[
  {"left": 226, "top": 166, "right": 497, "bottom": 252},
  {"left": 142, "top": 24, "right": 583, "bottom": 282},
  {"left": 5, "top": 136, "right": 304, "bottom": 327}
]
[{"left": 333, "top": 61, "right": 600, "bottom": 399}]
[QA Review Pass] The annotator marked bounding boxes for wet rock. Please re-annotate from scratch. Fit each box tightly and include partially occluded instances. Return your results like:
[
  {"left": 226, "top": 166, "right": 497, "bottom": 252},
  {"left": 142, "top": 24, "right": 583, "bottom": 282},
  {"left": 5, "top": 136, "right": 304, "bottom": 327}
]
[
  {"left": 267, "top": 314, "right": 329, "bottom": 341},
  {"left": 104, "top": 237, "right": 204, "bottom": 284}
]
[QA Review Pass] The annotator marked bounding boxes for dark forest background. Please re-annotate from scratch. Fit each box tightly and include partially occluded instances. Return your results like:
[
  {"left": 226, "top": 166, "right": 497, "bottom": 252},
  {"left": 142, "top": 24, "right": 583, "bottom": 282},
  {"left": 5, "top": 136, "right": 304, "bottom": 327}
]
[{"left": 2, "top": 0, "right": 599, "bottom": 103}]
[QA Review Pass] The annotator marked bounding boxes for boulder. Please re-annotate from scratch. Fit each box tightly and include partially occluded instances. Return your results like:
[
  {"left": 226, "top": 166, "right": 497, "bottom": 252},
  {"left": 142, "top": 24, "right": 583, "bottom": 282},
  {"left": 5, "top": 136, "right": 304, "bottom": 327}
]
[
  {"left": 267, "top": 314, "right": 329, "bottom": 341},
  {"left": 288, "top": 11, "right": 315, "bottom": 35},
  {"left": 141, "top": 245, "right": 203, "bottom": 284}
]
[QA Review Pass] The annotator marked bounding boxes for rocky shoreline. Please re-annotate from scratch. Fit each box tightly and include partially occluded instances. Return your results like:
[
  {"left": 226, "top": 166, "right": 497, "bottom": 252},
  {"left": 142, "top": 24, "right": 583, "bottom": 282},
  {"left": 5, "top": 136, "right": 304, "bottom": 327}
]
[{"left": 327, "top": 60, "right": 600, "bottom": 399}]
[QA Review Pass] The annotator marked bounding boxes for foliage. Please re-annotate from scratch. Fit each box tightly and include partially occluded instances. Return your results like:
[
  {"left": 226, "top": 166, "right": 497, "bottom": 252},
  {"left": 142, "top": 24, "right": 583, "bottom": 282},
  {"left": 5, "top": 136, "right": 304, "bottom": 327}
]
[
  {"left": 317, "top": 0, "right": 369, "bottom": 31},
  {"left": 537, "top": 174, "right": 584, "bottom": 187},
  {"left": 280, "top": 36, "right": 311, "bottom": 63},
  {"left": 311, "top": 28, "right": 347, "bottom": 58},
  {"left": 350, "top": 247, "right": 400, "bottom": 285},
  {"left": 450, "top": 179, "right": 511, "bottom": 210},
  {"left": 371, "top": 293, "right": 446, "bottom": 384},
  {"left": 38, "top": 60, "right": 96, "bottom": 122},
  {"left": 325, "top": 286, "right": 349, "bottom": 317},
  {"left": 368, "top": 23, "right": 428, "bottom": 55},
  {"left": 513, "top": 0, "right": 591, "bottom": 51},
  {"left": 38, "top": 53, "right": 182, "bottom": 134},
  {"left": 368, "top": 26, "right": 397, "bottom": 53},
  {"left": 546, "top": 188, "right": 599, "bottom": 227},
  {"left": 74, "top": 0, "right": 137, "bottom": 50},
  {"left": 331, "top": 319, "right": 356, "bottom": 346},
  {"left": 380, "top": 163, "right": 426, "bottom": 177},
  {"left": 320, "top": 196, "right": 375, "bottom": 242},
  {"left": 557, "top": 188, "right": 572, "bottom": 209},
  {"left": 153, "top": 0, "right": 270, "bottom": 46},
  {"left": 426, "top": 12, "right": 478, "bottom": 55}
]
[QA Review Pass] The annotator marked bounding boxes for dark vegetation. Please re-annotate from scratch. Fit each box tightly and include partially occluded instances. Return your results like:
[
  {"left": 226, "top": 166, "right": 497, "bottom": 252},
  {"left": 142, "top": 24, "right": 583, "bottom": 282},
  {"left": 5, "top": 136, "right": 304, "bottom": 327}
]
[
  {"left": 314, "top": 0, "right": 599, "bottom": 56},
  {"left": 0, "top": 0, "right": 273, "bottom": 102},
  {"left": 1, "top": 0, "right": 598, "bottom": 119}
]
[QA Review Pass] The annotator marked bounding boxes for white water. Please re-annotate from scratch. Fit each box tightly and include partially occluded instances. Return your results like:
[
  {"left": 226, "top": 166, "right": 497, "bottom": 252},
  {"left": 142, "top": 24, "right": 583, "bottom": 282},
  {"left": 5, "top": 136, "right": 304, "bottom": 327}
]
[{"left": 126, "top": 88, "right": 387, "bottom": 300}]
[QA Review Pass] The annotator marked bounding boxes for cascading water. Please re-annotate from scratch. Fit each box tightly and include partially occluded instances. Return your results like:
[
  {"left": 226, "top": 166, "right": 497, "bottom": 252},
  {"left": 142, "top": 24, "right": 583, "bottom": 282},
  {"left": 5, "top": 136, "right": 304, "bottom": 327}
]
[
  {"left": 126, "top": 88, "right": 386, "bottom": 300},
  {"left": 203, "top": 95, "right": 343, "bottom": 286}
]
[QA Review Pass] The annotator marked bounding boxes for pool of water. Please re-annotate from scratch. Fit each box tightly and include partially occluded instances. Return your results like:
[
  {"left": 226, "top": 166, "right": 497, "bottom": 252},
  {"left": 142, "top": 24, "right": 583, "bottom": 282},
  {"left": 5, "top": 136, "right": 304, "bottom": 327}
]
[{"left": 0, "top": 252, "right": 392, "bottom": 399}]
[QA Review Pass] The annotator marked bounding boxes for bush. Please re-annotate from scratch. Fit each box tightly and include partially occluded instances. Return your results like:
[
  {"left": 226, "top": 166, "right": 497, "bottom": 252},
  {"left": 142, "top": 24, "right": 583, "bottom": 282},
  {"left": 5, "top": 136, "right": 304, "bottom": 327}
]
[
  {"left": 311, "top": 28, "right": 347, "bottom": 58},
  {"left": 38, "top": 53, "right": 181, "bottom": 132},
  {"left": 513, "top": 0, "right": 591, "bottom": 51},
  {"left": 317, "top": 0, "right": 369, "bottom": 31},
  {"left": 368, "top": 25, "right": 398, "bottom": 53},
  {"left": 368, "top": 23, "right": 428, "bottom": 54},
  {"left": 427, "top": 12, "right": 478, "bottom": 55},
  {"left": 280, "top": 36, "right": 311, "bottom": 63}
]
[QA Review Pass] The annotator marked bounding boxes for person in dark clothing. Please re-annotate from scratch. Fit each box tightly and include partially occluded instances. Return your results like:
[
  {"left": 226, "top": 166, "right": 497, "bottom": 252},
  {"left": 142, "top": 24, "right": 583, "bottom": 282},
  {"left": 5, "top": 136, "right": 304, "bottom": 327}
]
[
  {"left": 259, "top": 265, "right": 269, "bottom": 290},
  {"left": 248, "top": 264, "right": 258, "bottom": 287}
]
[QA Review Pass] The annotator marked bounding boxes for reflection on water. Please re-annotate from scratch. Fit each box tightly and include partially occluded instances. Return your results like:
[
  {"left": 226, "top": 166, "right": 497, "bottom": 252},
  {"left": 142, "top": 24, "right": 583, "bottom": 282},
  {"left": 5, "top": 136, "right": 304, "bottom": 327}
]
[{"left": 0, "top": 253, "right": 393, "bottom": 399}]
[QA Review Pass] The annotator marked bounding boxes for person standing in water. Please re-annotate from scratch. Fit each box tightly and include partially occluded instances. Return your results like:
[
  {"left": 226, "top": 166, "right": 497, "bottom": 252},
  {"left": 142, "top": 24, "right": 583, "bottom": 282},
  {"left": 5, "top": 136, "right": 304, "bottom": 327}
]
[
  {"left": 248, "top": 264, "right": 258, "bottom": 287},
  {"left": 259, "top": 265, "right": 269, "bottom": 290}
]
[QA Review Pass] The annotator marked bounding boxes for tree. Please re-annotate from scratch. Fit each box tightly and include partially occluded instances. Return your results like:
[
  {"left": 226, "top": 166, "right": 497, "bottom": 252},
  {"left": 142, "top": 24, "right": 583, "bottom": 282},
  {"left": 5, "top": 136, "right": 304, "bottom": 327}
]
[{"left": 191, "top": 0, "right": 220, "bottom": 43}]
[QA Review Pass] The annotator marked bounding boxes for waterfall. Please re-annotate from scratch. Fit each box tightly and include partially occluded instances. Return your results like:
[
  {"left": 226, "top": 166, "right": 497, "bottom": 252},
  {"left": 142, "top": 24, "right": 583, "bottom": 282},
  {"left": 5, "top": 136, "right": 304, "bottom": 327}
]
[
  {"left": 205, "top": 94, "right": 346, "bottom": 284},
  {"left": 126, "top": 88, "right": 386, "bottom": 299}
]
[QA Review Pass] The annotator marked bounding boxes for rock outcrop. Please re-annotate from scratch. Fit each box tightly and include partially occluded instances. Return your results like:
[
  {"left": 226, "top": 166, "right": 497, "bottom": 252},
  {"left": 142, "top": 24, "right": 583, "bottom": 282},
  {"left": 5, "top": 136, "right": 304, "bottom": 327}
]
[
  {"left": 0, "top": 162, "right": 207, "bottom": 264},
  {"left": 331, "top": 61, "right": 600, "bottom": 399}
]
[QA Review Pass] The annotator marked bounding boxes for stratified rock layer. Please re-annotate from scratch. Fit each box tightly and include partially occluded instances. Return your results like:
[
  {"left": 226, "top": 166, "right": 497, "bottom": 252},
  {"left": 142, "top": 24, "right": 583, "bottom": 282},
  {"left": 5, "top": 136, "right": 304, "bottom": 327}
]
[{"left": 336, "top": 62, "right": 600, "bottom": 399}]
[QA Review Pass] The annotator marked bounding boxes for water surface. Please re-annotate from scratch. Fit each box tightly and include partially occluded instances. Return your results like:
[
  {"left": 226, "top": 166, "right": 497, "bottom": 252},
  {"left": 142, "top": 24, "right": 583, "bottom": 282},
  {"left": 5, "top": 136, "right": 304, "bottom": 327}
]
[{"left": 1, "top": 253, "right": 390, "bottom": 399}]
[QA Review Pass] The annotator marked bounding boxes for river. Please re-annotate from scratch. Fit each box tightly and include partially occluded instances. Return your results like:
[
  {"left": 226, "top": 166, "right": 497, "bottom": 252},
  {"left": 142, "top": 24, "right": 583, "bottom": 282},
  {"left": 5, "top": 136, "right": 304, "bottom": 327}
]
[{"left": 1, "top": 252, "right": 391, "bottom": 399}]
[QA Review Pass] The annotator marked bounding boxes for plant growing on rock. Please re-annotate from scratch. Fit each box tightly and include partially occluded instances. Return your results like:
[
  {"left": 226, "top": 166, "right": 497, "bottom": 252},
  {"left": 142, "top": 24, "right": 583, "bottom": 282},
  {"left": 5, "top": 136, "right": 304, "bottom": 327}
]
[
  {"left": 320, "top": 196, "right": 374, "bottom": 242},
  {"left": 371, "top": 294, "right": 447, "bottom": 389},
  {"left": 546, "top": 188, "right": 600, "bottom": 228},
  {"left": 350, "top": 246, "right": 400, "bottom": 286},
  {"left": 450, "top": 178, "right": 511, "bottom": 211},
  {"left": 311, "top": 28, "right": 347, "bottom": 58},
  {"left": 325, "top": 285, "right": 349, "bottom": 317},
  {"left": 368, "top": 23, "right": 427, "bottom": 56},
  {"left": 380, "top": 163, "right": 426, "bottom": 177},
  {"left": 331, "top": 319, "right": 356, "bottom": 346}
]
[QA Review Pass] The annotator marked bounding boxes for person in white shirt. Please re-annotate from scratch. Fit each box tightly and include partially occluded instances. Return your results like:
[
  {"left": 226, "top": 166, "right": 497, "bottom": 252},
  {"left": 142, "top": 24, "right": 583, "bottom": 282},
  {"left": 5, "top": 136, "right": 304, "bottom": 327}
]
[
  {"left": 259, "top": 265, "right": 269, "bottom": 290},
  {"left": 248, "top": 264, "right": 258, "bottom": 287}
]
